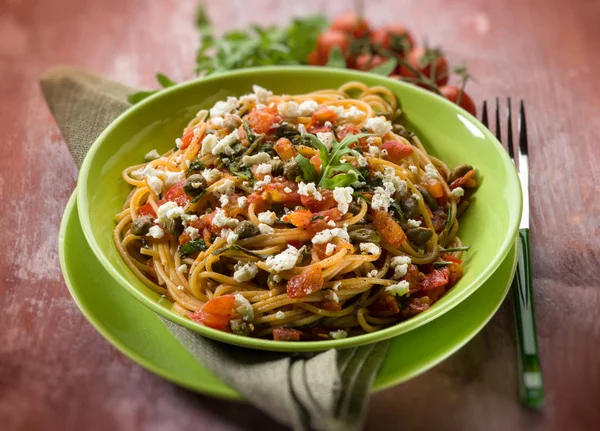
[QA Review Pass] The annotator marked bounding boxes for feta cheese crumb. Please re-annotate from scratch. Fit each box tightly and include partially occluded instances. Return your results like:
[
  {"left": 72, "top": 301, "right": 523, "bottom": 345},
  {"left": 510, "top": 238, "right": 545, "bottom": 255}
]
[
  {"left": 365, "top": 116, "right": 393, "bottom": 136},
  {"left": 327, "top": 220, "right": 336, "bottom": 227},
  {"left": 325, "top": 291, "right": 340, "bottom": 302},
  {"left": 368, "top": 145, "right": 380, "bottom": 157},
  {"left": 277, "top": 101, "right": 301, "bottom": 118},
  {"left": 424, "top": 163, "right": 441, "bottom": 179},
  {"left": 316, "top": 132, "right": 335, "bottom": 151},
  {"left": 325, "top": 243, "right": 336, "bottom": 256},
  {"left": 212, "top": 208, "right": 239, "bottom": 228},
  {"left": 177, "top": 264, "right": 188, "bottom": 274},
  {"left": 211, "top": 129, "right": 240, "bottom": 156},
  {"left": 202, "top": 168, "right": 222, "bottom": 184},
  {"left": 407, "top": 219, "right": 422, "bottom": 227},
  {"left": 409, "top": 165, "right": 418, "bottom": 175},
  {"left": 297, "top": 124, "right": 307, "bottom": 135},
  {"left": 147, "top": 225, "right": 164, "bottom": 239},
  {"left": 147, "top": 176, "right": 163, "bottom": 196},
  {"left": 253, "top": 175, "right": 272, "bottom": 190},
  {"left": 390, "top": 255, "right": 412, "bottom": 280},
  {"left": 156, "top": 201, "right": 184, "bottom": 223},
  {"left": 213, "top": 179, "right": 236, "bottom": 196},
  {"left": 163, "top": 170, "right": 185, "bottom": 189},
  {"left": 242, "top": 152, "right": 271, "bottom": 167},
  {"left": 177, "top": 285, "right": 185, "bottom": 291},
  {"left": 255, "top": 163, "right": 272, "bottom": 174},
  {"left": 252, "top": 85, "right": 272, "bottom": 104},
  {"left": 332, "top": 281, "right": 342, "bottom": 291},
  {"left": 272, "top": 274, "right": 282, "bottom": 283},
  {"left": 311, "top": 227, "right": 349, "bottom": 245},
  {"left": 210, "top": 96, "right": 238, "bottom": 118},
  {"left": 275, "top": 311, "right": 285, "bottom": 319},
  {"left": 185, "top": 226, "right": 200, "bottom": 240},
  {"left": 451, "top": 187, "right": 465, "bottom": 197},
  {"left": 144, "top": 149, "right": 161, "bottom": 161},
  {"left": 175, "top": 138, "right": 183, "bottom": 149},
  {"left": 201, "top": 134, "right": 219, "bottom": 155},
  {"left": 297, "top": 182, "right": 322, "bottom": 201},
  {"left": 233, "top": 293, "right": 254, "bottom": 321},
  {"left": 211, "top": 117, "right": 224, "bottom": 128},
  {"left": 333, "top": 187, "right": 353, "bottom": 215},
  {"left": 181, "top": 214, "right": 198, "bottom": 225},
  {"left": 359, "top": 243, "right": 381, "bottom": 255},
  {"left": 258, "top": 223, "right": 275, "bottom": 234},
  {"left": 357, "top": 154, "right": 368, "bottom": 167},
  {"left": 367, "top": 269, "right": 379, "bottom": 278},
  {"left": 284, "top": 187, "right": 292, "bottom": 193},
  {"left": 219, "top": 195, "right": 230, "bottom": 207},
  {"left": 237, "top": 196, "right": 248, "bottom": 208},
  {"left": 341, "top": 106, "right": 365, "bottom": 121},
  {"left": 329, "top": 329, "right": 347, "bottom": 339},
  {"left": 233, "top": 262, "right": 258, "bottom": 283},
  {"left": 298, "top": 100, "right": 319, "bottom": 116},
  {"left": 412, "top": 193, "right": 421, "bottom": 201},
  {"left": 265, "top": 245, "right": 303, "bottom": 273},
  {"left": 386, "top": 280, "right": 410, "bottom": 296},
  {"left": 258, "top": 211, "right": 277, "bottom": 225}
]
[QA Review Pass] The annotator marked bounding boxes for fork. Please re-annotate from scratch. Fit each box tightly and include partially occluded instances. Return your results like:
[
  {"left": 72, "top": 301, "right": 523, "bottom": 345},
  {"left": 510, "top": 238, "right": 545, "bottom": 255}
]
[{"left": 482, "top": 99, "right": 544, "bottom": 409}]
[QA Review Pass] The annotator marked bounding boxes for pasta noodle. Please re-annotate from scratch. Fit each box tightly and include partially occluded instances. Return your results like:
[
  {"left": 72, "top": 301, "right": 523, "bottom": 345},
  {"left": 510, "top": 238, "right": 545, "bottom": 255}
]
[{"left": 114, "top": 82, "right": 478, "bottom": 341}]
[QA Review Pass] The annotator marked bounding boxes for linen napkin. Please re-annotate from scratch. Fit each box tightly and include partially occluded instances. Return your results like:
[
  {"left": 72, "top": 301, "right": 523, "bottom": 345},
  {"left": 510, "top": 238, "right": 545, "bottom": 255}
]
[{"left": 42, "top": 66, "right": 390, "bottom": 431}]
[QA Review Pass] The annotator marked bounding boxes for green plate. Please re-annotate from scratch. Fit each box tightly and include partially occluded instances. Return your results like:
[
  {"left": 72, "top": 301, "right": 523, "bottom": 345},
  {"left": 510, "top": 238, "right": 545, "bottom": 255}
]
[
  {"left": 59, "top": 192, "right": 518, "bottom": 399},
  {"left": 76, "top": 67, "right": 522, "bottom": 352}
]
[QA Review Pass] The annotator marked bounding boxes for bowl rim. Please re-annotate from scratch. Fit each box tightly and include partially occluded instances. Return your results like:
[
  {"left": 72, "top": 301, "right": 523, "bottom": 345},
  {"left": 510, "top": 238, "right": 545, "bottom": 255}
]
[{"left": 77, "top": 65, "right": 522, "bottom": 352}]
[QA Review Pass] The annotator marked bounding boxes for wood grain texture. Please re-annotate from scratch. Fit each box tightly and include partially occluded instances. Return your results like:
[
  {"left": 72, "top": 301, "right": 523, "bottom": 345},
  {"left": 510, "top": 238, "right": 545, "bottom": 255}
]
[{"left": 1, "top": 0, "right": 599, "bottom": 429}]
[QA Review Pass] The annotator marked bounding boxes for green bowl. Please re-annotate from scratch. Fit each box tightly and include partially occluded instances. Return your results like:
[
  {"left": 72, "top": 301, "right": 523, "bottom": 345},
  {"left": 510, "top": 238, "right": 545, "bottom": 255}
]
[{"left": 77, "top": 66, "right": 521, "bottom": 352}]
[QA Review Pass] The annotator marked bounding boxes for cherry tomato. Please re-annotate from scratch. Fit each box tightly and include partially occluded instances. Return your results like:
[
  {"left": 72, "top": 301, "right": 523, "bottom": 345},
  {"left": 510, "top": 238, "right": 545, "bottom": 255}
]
[
  {"left": 381, "top": 140, "right": 413, "bottom": 163},
  {"left": 190, "top": 294, "right": 236, "bottom": 330},
  {"left": 330, "top": 12, "right": 371, "bottom": 38},
  {"left": 163, "top": 180, "right": 190, "bottom": 206},
  {"left": 273, "top": 327, "right": 303, "bottom": 341},
  {"left": 419, "top": 268, "right": 449, "bottom": 292},
  {"left": 402, "top": 47, "right": 449, "bottom": 86},
  {"left": 247, "top": 105, "right": 282, "bottom": 134},
  {"left": 137, "top": 202, "right": 156, "bottom": 217},
  {"left": 179, "top": 128, "right": 197, "bottom": 150},
  {"left": 355, "top": 54, "right": 389, "bottom": 71},
  {"left": 287, "top": 265, "right": 324, "bottom": 298},
  {"left": 316, "top": 29, "right": 350, "bottom": 60},
  {"left": 371, "top": 24, "right": 414, "bottom": 55},
  {"left": 439, "top": 85, "right": 477, "bottom": 116},
  {"left": 301, "top": 189, "right": 336, "bottom": 212}
]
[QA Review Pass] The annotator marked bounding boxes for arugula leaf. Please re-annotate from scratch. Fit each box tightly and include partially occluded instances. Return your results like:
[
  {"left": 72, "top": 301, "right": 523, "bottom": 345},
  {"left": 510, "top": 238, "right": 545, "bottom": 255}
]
[
  {"left": 326, "top": 46, "right": 346, "bottom": 68},
  {"left": 295, "top": 154, "right": 319, "bottom": 182},
  {"left": 186, "top": 159, "right": 206, "bottom": 176},
  {"left": 179, "top": 240, "right": 208, "bottom": 257},
  {"left": 369, "top": 58, "right": 398, "bottom": 76},
  {"left": 318, "top": 133, "right": 370, "bottom": 189}
]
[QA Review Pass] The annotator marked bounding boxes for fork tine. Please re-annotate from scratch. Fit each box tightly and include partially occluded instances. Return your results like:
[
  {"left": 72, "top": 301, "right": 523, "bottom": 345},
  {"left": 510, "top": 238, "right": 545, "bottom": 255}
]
[
  {"left": 495, "top": 97, "right": 502, "bottom": 142},
  {"left": 481, "top": 101, "right": 489, "bottom": 128},
  {"left": 506, "top": 97, "right": 515, "bottom": 161},
  {"left": 519, "top": 100, "right": 529, "bottom": 156}
]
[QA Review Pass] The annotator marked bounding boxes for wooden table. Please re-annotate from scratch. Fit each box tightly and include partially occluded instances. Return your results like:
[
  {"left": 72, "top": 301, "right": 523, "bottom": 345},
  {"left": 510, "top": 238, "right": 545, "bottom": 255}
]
[{"left": 2, "top": 0, "right": 599, "bottom": 429}]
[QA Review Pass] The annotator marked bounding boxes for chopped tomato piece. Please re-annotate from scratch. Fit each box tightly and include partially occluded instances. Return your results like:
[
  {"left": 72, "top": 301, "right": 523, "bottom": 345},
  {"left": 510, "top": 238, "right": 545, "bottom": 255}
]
[
  {"left": 138, "top": 202, "right": 156, "bottom": 217},
  {"left": 300, "top": 189, "right": 336, "bottom": 212},
  {"left": 337, "top": 124, "right": 369, "bottom": 151},
  {"left": 310, "top": 154, "right": 322, "bottom": 175},
  {"left": 369, "top": 293, "right": 400, "bottom": 317},
  {"left": 419, "top": 267, "right": 449, "bottom": 292},
  {"left": 447, "top": 262, "right": 463, "bottom": 287},
  {"left": 288, "top": 240, "right": 304, "bottom": 249},
  {"left": 247, "top": 105, "right": 282, "bottom": 134},
  {"left": 381, "top": 140, "right": 413, "bottom": 163},
  {"left": 450, "top": 169, "right": 477, "bottom": 189},
  {"left": 273, "top": 327, "right": 303, "bottom": 341},
  {"left": 287, "top": 265, "right": 324, "bottom": 298},
  {"left": 443, "top": 253, "right": 462, "bottom": 264},
  {"left": 372, "top": 210, "right": 406, "bottom": 247},
  {"left": 422, "top": 178, "right": 444, "bottom": 198},
  {"left": 253, "top": 181, "right": 302, "bottom": 208},
  {"left": 319, "top": 298, "right": 342, "bottom": 311},
  {"left": 312, "top": 242, "right": 337, "bottom": 260},
  {"left": 402, "top": 264, "right": 421, "bottom": 292},
  {"left": 283, "top": 209, "right": 314, "bottom": 227},
  {"left": 190, "top": 294, "right": 236, "bottom": 331},
  {"left": 404, "top": 297, "right": 431, "bottom": 317},
  {"left": 179, "top": 128, "right": 198, "bottom": 150},
  {"left": 163, "top": 180, "right": 191, "bottom": 206},
  {"left": 274, "top": 137, "right": 298, "bottom": 161},
  {"left": 307, "top": 106, "right": 338, "bottom": 131}
]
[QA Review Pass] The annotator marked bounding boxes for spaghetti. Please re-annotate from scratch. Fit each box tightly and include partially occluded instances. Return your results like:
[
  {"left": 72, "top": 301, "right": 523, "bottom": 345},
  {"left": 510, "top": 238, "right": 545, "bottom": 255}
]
[{"left": 114, "top": 82, "right": 478, "bottom": 341}]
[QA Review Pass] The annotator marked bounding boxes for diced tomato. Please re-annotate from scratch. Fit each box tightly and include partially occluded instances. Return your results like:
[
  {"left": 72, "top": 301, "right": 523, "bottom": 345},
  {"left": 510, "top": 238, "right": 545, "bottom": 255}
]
[
  {"left": 419, "top": 267, "right": 449, "bottom": 292},
  {"left": 402, "top": 264, "right": 421, "bottom": 292},
  {"left": 309, "top": 154, "right": 322, "bottom": 175},
  {"left": 138, "top": 202, "right": 156, "bottom": 217},
  {"left": 337, "top": 124, "right": 369, "bottom": 151},
  {"left": 405, "top": 297, "right": 431, "bottom": 316},
  {"left": 449, "top": 169, "right": 477, "bottom": 189},
  {"left": 163, "top": 180, "right": 191, "bottom": 206},
  {"left": 372, "top": 210, "right": 406, "bottom": 248},
  {"left": 319, "top": 298, "right": 342, "bottom": 311},
  {"left": 273, "top": 327, "right": 303, "bottom": 341},
  {"left": 447, "top": 262, "right": 463, "bottom": 287},
  {"left": 274, "top": 137, "right": 297, "bottom": 161},
  {"left": 247, "top": 105, "right": 282, "bottom": 134},
  {"left": 307, "top": 124, "right": 333, "bottom": 134},
  {"left": 252, "top": 181, "right": 302, "bottom": 208},
  {"left": 305, "top": 209, "right": 344, "bottom": 237},
  {"left": 307, "top": 106, "right": 338, "bottom": 131},
  {"left": 307, "top": 49, "right": 326, "bottom": 66},
  {"left": 422, "top": 178, "right": 444, "bottom": 199},
  {"left": 312, "top": 242, "right": 336, "bottom": 260},
  {"left": 288, "top": 240, "right": 304, "bottom": 249},
  {"left": 369, "top": 293, "right": 400, "bottom": 317},
  {"left": 283, "top": 209, "right": 314, "bottom": 227},
  {"left": 300, "top": 189, "right": 336, "bottom": 212},
  {"left": 431, "top": 207, "right": 448, "bottom": 233},
  {"left": 287, "top": 265, "right": 324, "bottom": 298},
  {"left": 178, "top": 230, "right": 191, "bottom": 245},
  {"left": 189, "top": 294, "right": 236, "bottom": 331},
  {"left": 443, "top": 253, "right": 462, "bottom": 264},
  {"left": 237, "top": 125, "right": 250, "bottom": 147},
  {"left": 179, "top": 128, "right": 198, "bottom": 150},
  {"left": 315, "top": 29, "right": 350, "bottom": 60},
  {"left": 381, "top": 140, "right": 413, "bottom": 163}
]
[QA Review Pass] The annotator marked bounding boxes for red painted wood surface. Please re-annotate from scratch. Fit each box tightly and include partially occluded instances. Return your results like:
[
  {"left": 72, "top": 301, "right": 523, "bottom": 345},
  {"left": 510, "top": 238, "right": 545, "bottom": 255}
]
[{"left": 1, "top": 0, "right": 599, "bottom": 429}]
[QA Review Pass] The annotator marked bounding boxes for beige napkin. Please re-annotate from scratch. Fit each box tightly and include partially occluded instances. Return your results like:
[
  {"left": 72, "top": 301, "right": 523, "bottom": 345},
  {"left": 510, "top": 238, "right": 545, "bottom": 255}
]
[{"left": 42, "top": 66, "right": 390, "bottom": 431}]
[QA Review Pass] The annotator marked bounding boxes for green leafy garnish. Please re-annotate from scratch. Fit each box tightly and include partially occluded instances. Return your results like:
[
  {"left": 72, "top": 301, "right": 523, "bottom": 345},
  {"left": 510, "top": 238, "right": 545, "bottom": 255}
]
[
  {"left": 295, "top": 154, "right": 319, "bottom": 183},
  {"left": 186, "top": 159, "right": 206, "bottom": 177},
  {"left": 325, "top": 46, "right": 346, "bottom": 68},
  {"left": 433, "top": 261, "right": 453, "bottom": 269},
  {"left": 369, "top": 58, "right": 398, "bottom": 76},
  {"left": 243, "top": 121, "right": 256, "bottom": 143},
  {"left": 179, "top": 240, "right": 208, "bottom": 257},
  {"left": 440, "top": 245, "right": 471, "bottom": 252}
]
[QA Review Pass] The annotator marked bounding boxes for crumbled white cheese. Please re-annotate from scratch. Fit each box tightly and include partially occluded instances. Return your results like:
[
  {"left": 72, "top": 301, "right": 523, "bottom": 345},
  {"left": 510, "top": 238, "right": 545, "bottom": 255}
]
[
  {"left": 365, "top": 116, "right": 393, "bottom": 137},
  {"left": 144, "top": 149, "right": 161, "bottom": 161},
  {"left": 359, "top": 243, "right": 381, "bottom": 255},
  {"left": 368, "top": 145, "right": 380, "bottom": 157},
  {"left": 409, "top": 165, "right": 418, "bottom": 175},
  {"left": 219, "top": 228, "right": 239, "bottom": 244},
  {"left": 311, "top": 227, "right": 349, "bottom": 245},
  {"left": 272, "top": 274, "right": 282, "bottom": 283},
  {"left": 177, "top": 264, "right": 188, "bottom": 274},
  {"left": 258, "top": 223, "right": 275, "bottom": 234},
  {"left": 412, "top": 193, "right": 421, "bottom": 201},
  {"left": 407, "top": 219, "right": 422, "bottom": 227},
  {"left": 233, "top": 262, "right": 258, "bottom": 283},
  {"left": 258, "top": 211, "right": 277, "bottom": 225},
  {"left": 367, "top": 269, "right": 379, "bottom": 278},
  {"left": 255, "top": 163, "right": 272, "bottom": 175},
  {"left": 332, "top": 281, "right": 342, "bottom": 290},
  {"left": 317, "top": 132, "right": 335, "bottom": 151},
  {"left": 242, "top": 152, "right": 271, "bottom": 167},
  {"left": 356, "top": 154, "right": 368, "bottom": 167},
  {"left": 329, "top": 329, "right": 347, "bottom": 339},
  {"left": 201, "top": 134, "right": 219, "bottom": 155},
  {"left": 237, "top": 196, "right": 248, "bottom": 208},
  {"left": 175, "top": 138, "right": 183, "bottom": 149},
  {"left": 340, "top": 106, "right": 365, "bottom": 121},
  {"left": 233, "top": 293, "right": 254, "bottom": 321},
  {"left": 297, "top": 182, "right": 322, "bottom": 201},
  {"left": 277, "top": 101, "right": 301, "bottom": 117},
  {"left": 325, "top": 291, "right": 339, "bottom": 302},
  {"left": 163, "top": 171, "right": 185, "bottom": 189},
  {"left": 327, "top": 220, "right": 336, "bottom": 227},
  {"left": 253, "top": 85, "right": 272, "bottom": 104},
  {"left": 297, "top": 124, "right": 307, "bottom": 135},
  {"left": 211, "top": 117, "right": 224, "bottom": 128},
  {"left": 219, "top": 195, "right": 230, "bottom": 207},
  {"left": 147, "top": 225, "right": 164, "bottom": 239},
  {"left": 211, "top": 130, "right": 239, "bottom": 156},
  {"left": 390, "top": 255, "right": 412, "bottom": 280},
  {"left": 185, "top": 226, "right": 200, "bottom": 240},
  {"left": 213, "top": 179, "right": 236, "bottom": 196},
  {"left": 451, "top": 187, "right": 465, "bottom": 197},
  {"left": 177, "top": 285, "right": 185, "bottom": 291},
  {"left": 210, "top": 96, "right": 238, "bottom": 118},
  {"left": 333, "top": 187, "right": 353, "bottom": 215},
  {"left": 386, "top": 280, "right": 410, "bottom": 296},
  {"left": 284, "top": 187, "right": 292, "bottom": 193},
  {"left": 424, "top": 163, "right": 441, "bottom": 179},
  {"left": 212, "top": 208, "right": 239, "bottom": 228},
  {"left": 181, "top": 214, "right": 198, "bottom": 225},
  {"left": 202, "top": 168, "right": 222, "bottom": 184},
  {"left": 253, "top": 175, "right": 272, "bottom": 190},
  {"left": 325, "top": 243, "right": 336, "bottom": 256},
  {"left": 265, "top": 245, "right": 303, "bottom": 273},
  {"left": 275, "top": 311, "right": 285, "bottom": 319},
  {"left": 147, "top": 176, "right": 163, "bottom": 196},
  {"left": 298, "top": 100, "right": 319, "bottom": 116},
  {"left": 156, "top": 201, "right": 184, "bottom": 223}
]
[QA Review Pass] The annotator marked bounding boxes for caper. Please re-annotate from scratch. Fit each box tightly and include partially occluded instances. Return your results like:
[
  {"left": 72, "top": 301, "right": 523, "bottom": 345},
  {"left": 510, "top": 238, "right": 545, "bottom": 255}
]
[
  {"left": 348, "top": 201, "right": 362, "bottom": 215},
  {"left": 448, "top": 164, "right": 474, "bottom": 183},
  {"left": 234, "top": 220, "right": 259, "bottom": 239},
  {"left": 416, "top": 185, "right": 438, "bottom": 210},
  {"left": 161, "top": 218, "right": 184, "bottom": 236},
  {"left": 183, "top": 174, "right": 207, "bottom": 197},
  {"left": 399, "top": 196, "right": 419, "bottom": 220},
  {"left": 131, "top": 216, "right": 153, "bottom": 236},
  {"left": 349, "top": 228, "right": 381, "bottom": 244},
  {"left": 406, "top": 227, "right": 433, "bottom": 245},
  {"left": 229, "top": 319, "right": 254, "bottom": 336},
  {"left": 283, "top": 159, "right": 300, "bottom": 181},
  {"left": 270, "top": 159, "right": 284, "bottom": 176}
]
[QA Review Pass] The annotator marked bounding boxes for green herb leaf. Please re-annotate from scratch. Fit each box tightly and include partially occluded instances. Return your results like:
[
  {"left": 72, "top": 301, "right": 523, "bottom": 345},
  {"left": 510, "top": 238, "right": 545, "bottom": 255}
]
[
  {"left": 243, "top": 121, "right": 256, "bottom": 143},
  {"left": 179, "top": 240, "right": 208, "bottom": 257},
  {"left": 369, "top": 58, "right": 398, "bottom": 76},
  {"left": 433, "top": 261, "right": 453, "bottom": 269},
  {"left": 295, "top": 154, "right": 319, "bottom": 183},
  {"left": 325, "top": 46, "right": 346, "bottom": 68},
  {"left": 156, "top": 73, "right": 177, "bottom": 88},
  {"left": 186, "top": 160, "right": 206, "bottom": 177}
]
